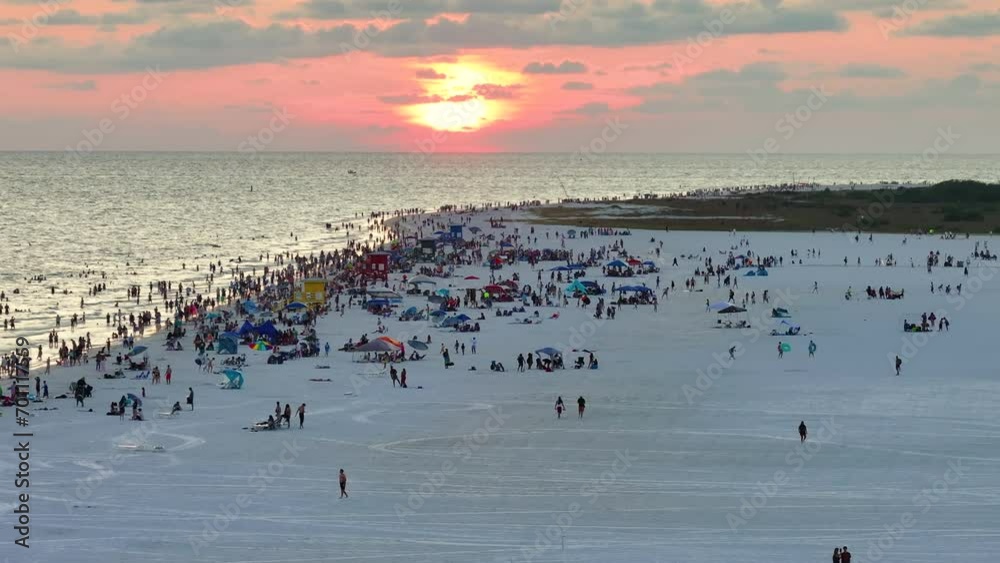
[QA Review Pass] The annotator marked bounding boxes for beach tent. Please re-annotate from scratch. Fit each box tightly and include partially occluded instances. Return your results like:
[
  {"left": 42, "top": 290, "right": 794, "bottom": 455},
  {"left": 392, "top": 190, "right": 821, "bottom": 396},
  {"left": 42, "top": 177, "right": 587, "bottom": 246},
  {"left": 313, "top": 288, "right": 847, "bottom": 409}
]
[
  {"left": 238, "top": 320, "right": 256, "bottom": 336},
  {"left": 255, "top": 321, "right": 280, "bottom": 341},
  {"left": 217, "top": 336, "right": 238, "bottom": 355},
  {"left": 565, "top": 280, "right": 588, "bottom": 294},
  {"left": 285, "top": 301, "right": 307, "bottom": 311},
  {"left": 221, "top": 369, "right": 244, "bottom": 390}
]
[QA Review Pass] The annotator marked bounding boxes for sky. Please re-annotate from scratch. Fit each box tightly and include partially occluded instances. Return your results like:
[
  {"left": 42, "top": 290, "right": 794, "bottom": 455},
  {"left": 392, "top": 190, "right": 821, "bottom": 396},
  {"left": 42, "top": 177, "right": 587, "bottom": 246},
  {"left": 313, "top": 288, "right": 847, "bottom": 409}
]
[{"left": 2, "top": 0, "right": 999, "bottom": 153}]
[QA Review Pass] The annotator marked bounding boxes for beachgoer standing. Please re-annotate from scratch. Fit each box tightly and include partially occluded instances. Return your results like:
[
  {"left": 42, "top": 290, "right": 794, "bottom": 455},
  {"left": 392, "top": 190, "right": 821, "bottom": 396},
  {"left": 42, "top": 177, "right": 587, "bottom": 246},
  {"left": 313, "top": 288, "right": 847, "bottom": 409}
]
[
  {"left": 297, "top": 403, "right": 305, "bottom": 428},
  {"left": 400, "top": 369, "right": 407, "bottom": 388},
  {"left": 778, "top": 342, "right": 784, "bottom": 359},
  {"left": 808, "top": 340, "right": 817, "bottom": 358},
  {"left": 841, "top": 546, "right": 851, "bottom": 563},
  {"left": 339, "top": 469, "right": 348, "bottom": 498},
  {"left": 577, "top": 396, "right": 586, "bottom": 419},
  {"left": 798, "top": 421, "right": 807, "bottom": 443},
  {"left": 165, "top": 365, "right": 172, "bottom": 385},
  {"left": 283, "top": 404, "right": 292, "bottom": 428},
  {"left": 833, "top": 547, "right": 841, "bottom": 563},
  {"left": 187, "top": 387, "right": 194, "bottom": 410},
  {"left": 895, "top": 355, "right": 902, "bottom": 376}
]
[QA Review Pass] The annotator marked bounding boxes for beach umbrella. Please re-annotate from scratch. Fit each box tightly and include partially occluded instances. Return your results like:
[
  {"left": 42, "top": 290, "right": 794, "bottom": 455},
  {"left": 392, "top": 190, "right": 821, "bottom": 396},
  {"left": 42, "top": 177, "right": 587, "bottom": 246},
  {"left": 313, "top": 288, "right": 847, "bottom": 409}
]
[
  {"left": 468, "top": 226, "right": 482, "bottom": 233},
  {"left": 464, "top": 275, "right": 480, "bottom": 280},
  {"left": 607, "top": 260, "right": 628, "bottom": 268},
  {"left": 454, "top": 313, "right": 471, "bottom": 322},
  {"left": 441, "top": 316, "right": 462, "bottom": 327},
  {"left": 352, "top": 340, "right": 397, "bottom": 352},
  {"left": 535, "top": 347, "right": 562, "bottom": 357},
  {"left": 286, "top": 301, "right": 307, "bottom": 311},
  {"left": 407, "top": 340, "right": 429, "bottom": 351},
  {"left": 435, "top": 288, "right": 451, "bottom": 297},
  {"left": 129, "top": 346, "right": 148, "bottom": 356},
  {"left": 126, "top": 393, "right": 142, "bottom": 407},
  {"left": 250, "top": 340, "right": 272, "bottom": 351},
  {"left": 429, "top": 310, "right": 447, "bottom": 317},
  {"left": 710, "top": 301, "right": 735, "bottom": 310},
  {"left": 205, "top": 311, "right": 222, "bottom": 320},
  {"left": 409, "top": 275, "right": 436, "bottom": 285},
  {"left": 780, "top": 343, "right": 792, "bottom": 352}
]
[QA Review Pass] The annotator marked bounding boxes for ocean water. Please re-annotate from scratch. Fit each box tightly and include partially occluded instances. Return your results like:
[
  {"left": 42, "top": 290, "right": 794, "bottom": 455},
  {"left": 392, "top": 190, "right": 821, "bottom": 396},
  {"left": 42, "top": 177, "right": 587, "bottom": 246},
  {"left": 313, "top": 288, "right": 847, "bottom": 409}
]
[{"left": 1, "top": 151, "right": 998, "bottom": 358}]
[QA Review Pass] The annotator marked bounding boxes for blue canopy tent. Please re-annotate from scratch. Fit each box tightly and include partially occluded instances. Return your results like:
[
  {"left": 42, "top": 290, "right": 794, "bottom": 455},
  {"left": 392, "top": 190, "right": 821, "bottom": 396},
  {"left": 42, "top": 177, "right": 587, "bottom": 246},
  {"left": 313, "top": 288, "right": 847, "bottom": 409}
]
[
  {"left": 221, "top": 369, "right": 244, "bottom": 390},
  {"left": 237, "top": 320, "right": 256, "bottom": 336}
]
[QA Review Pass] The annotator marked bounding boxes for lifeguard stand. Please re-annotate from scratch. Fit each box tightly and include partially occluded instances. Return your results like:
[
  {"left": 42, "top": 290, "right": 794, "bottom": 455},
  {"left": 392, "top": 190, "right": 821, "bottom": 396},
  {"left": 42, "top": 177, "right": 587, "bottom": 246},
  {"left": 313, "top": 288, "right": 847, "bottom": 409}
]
[
  {"left": 363, "top": 252, "right": 391, "bottom": 282},
  {"left": 294, "top": 278, "right": 327, "bottom": 305}
]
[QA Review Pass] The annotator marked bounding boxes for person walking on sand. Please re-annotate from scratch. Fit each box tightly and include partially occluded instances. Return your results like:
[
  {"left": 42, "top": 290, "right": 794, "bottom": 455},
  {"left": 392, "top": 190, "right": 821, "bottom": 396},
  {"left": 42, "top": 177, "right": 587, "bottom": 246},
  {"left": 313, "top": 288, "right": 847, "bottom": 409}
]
[
  {"left": 283, "top": 403, "right": 292, "bottom": 428},
  {"left": 390, "top": 365, "right": 399, "bottom": 387},
  {"left": 555, "top": 396, "right": 565, "bottom": 419},
  {"left": 895, "top": 355, "right": 902, "bottom": 376},
  {"left": 798, "top": 421, "right": 807, "bottom": 443},
  {"left": 165, "top": 365, "right": 172, "bottom": 385},
  {"left": 339, "top": 469, "right": 348, "bottom": 498},
  {"left": 577, "top": 396, "right": 586, "bottom": 419},
  {"left": 297, "top": 403, "right": 305, "bottom": 428},
  {"left": 400, "top": 368, "right": 407, "bottom": 388},
  {"left": 186, "top": 387, "right": 194, "bottom": 410},
  {"left": 729, "top": 345, "right": 736, "bottom": 360},
  {"left": 778, "top": 342, "right": 784, "bottom": 359}
]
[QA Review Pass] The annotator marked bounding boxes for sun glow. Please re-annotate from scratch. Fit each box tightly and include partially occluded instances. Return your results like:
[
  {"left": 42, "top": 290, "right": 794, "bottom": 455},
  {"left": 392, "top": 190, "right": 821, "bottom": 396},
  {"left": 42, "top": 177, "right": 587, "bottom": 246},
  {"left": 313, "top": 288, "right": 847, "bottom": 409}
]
[{"left": 403, "top": 58, "right": 522, "bottom": 132}]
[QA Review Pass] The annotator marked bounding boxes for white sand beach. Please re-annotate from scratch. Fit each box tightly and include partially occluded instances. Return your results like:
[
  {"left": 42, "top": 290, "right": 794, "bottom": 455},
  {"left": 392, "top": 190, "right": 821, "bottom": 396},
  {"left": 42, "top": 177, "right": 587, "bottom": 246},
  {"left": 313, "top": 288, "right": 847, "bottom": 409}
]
[{"left": 5, "top": 206, "right": 1000, "bottom": 563}]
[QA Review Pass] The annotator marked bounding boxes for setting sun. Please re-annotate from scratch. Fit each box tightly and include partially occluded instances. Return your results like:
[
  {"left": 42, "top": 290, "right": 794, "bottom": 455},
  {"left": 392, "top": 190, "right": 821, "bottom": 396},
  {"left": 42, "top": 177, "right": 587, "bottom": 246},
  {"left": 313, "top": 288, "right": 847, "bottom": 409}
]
[{"left": 402, "top": 58, "right": 523, "bottom": 132}]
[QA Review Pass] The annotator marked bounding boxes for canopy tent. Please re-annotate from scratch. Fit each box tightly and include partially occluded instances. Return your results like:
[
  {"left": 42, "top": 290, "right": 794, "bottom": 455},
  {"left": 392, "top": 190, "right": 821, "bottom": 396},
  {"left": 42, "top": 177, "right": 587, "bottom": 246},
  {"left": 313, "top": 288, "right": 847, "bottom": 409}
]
[
  {"left": 352, "top": 340, "right": 399, "bottom": 353},
  {"left": 617, "top": 285, "right": 652, "bottom": 293},
  {"left": 376, "top": 336, "right": 404, "bottom": 349},
  {"left": 221, "top": 369, "right": 244, "bottom": 390},
  {"left": 237, "top": 320, "right": 256, "bottom": 336}
]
